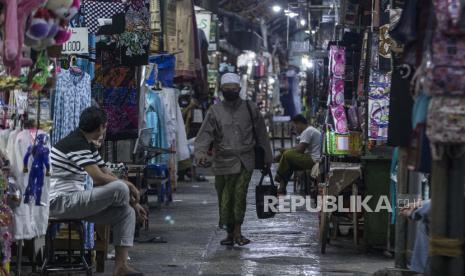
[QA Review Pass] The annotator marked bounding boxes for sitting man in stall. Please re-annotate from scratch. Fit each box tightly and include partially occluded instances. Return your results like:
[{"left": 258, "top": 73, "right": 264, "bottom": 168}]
[
  {"left": 275, "top": 114, "right": 322, "bottom": 195},
  {"left": 49, "top": 106, "right": 147, "bottom": 276}
]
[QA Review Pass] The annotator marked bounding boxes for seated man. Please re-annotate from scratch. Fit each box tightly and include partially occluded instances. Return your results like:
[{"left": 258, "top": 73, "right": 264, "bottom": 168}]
[
  {"left": 49, "top": 106, "right": 147, "bottom": 276},
  {"left": 400, "top": 200, "right": 431, "bottom": 275},
  {"left": 275, "top": 114, "right": 322, "bottom": 195}
]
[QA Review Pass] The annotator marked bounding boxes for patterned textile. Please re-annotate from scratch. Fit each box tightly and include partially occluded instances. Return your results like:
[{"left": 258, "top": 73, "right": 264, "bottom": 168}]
[
  {"left": 52, "top": 70, "right": 91, "bottom": 145},
  {"left": 118, "top": 0, "right": 151, "bottom": 66},
  {"left": 84, "top": 1, "right": 125, "bottom": 34},
  {"left": 102, "top": 88, "right": 139, "bottom": 140},
  {"left": 215, "top": 167, "right": 253, "bottom": 231},
  {"left": 368, "top": 78, "right": 391, "bottom": 141},
  {"left": 94, "top": 65, "right": 136, "bottom": 88}
]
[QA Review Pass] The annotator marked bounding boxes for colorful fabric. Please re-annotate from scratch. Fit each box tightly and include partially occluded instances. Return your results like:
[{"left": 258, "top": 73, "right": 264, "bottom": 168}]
[
  {"left": 118, "top": 0, "right": 151, "bottom": 66},
  {"left": 215, "top": 167, "right": 253, "bottom": 230},
  {"left": 368, "top": 77, "right": 391, "bottom": 141},
  {"left": 94, "top": 65, "right": 136, "bottom": 88},
  {"left": 102, "top": 87, "right": 139, "bottom": 140}
]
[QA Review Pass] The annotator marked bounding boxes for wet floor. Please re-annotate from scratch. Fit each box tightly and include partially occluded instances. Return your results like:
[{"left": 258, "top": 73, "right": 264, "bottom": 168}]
[{"left": 103, "top": 171, "right": 394, "bottom": 276}]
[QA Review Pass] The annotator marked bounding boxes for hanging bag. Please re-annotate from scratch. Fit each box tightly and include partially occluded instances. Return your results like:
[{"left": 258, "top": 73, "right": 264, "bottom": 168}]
[
  {"left": 425, "top": 0, "right": 465, "bottom": 96},
  {"left": 255, "top": 169, "right": 277, "bottom": 219},
  {"left": 245, "top": 100, "right": 266, "bottom": 170},
  {"left": 421, "top": 1, "right": 465, "bottom": 159},
  {"left": 389, "top": 0, "right": 418, "bottom": 44}
]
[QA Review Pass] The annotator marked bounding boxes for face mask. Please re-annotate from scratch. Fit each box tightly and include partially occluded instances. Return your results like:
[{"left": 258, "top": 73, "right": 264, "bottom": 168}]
[{"left": 222, "top": 90, "right": 240, "bottom": 101}]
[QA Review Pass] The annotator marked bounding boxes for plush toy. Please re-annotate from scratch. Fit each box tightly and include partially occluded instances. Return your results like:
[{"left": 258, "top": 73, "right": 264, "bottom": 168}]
[
  {"left": 46, "top": 0, "right": 79, "bottom": 20},
  {"left": 0, "top": 0, "right": 46, "bottom": 76},
  {"left": 54, "top": 20, "right": 72, "bottom": 44},
  {"left": 26, "top": 0, "right": 77, "bottom": 50},
  {"left": 23, "top": 134, "right": 50, "bottom": 206},
  {"left": 26, "top": 8, "right": 58, "bottom": 41}
]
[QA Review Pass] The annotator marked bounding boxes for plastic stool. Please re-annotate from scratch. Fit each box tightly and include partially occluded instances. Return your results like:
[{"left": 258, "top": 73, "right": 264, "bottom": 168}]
[
  {"left": 144, "top": 164, "right": 172, "bottom": 204},
  {"left": 41, "top": 219, "right": 92, "bottom": 276}
]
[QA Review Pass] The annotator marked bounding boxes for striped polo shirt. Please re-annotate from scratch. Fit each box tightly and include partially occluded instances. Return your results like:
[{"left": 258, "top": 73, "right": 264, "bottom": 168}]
[{"left": 50, "top": 130, "right": 105, "bottom": 201}]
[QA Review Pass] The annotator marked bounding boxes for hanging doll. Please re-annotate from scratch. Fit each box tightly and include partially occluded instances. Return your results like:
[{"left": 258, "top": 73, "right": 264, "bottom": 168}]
[{"left": 23, "top": 134, "right": 50, "bottom": 206}]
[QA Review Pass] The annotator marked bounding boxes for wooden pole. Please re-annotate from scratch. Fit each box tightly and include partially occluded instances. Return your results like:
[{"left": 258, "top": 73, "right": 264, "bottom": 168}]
[
  {"left": 394, "top": 147, "right": 408, "bottom": 268},
  {"left": 430, "top": 154, "right": 449, "bottom": 274},
  {"left": 446, "top": 151, "right": 465, "bottom": 275}
]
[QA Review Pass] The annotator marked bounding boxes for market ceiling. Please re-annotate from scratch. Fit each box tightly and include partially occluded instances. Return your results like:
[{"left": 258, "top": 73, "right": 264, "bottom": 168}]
[
  {"left": 219, "top": 0, "right": 310, "bottom": 25},
  {"left": 218, "top": 0, "right": 330, "bottom": 36},
  {"left": 219, "top": 0, "right": 373, "bottom": 30}
]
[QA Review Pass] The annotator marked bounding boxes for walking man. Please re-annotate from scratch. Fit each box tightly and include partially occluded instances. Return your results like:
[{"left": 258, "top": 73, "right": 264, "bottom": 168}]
[{"left": 195, "top": 73, "right": 272, "bottom": 246}]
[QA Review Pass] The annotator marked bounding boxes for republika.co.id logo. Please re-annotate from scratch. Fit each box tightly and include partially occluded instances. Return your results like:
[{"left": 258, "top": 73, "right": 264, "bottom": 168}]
[{"left": 264, "top": 195, "right": 423, "bottom": 213}]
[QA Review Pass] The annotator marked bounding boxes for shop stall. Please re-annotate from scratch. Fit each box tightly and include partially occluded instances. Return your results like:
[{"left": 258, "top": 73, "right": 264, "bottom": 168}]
[
  {"left": 0, "top": 0, "right": 206, "bottom": 273},
  {"left": 298, "top": 0, "right": 395, "bottom": 253}
]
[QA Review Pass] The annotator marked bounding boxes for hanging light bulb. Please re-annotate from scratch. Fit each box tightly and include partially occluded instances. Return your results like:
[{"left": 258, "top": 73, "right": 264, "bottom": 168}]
[
  {"left": 300, "top": 19, "right": 306, "bottom": 26},
  {"left": 272, "top": 5, "right": 282, "bottom": 13}
]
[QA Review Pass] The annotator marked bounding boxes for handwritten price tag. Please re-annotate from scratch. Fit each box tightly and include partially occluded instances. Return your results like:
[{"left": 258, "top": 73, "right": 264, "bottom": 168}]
[{"left": 62, "top": 28, "right": 89, "bottom": 54}]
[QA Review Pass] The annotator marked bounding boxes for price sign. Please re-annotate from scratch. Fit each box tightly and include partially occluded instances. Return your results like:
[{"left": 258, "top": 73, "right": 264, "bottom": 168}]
[
  {"left": 195, "top": 12, "right": 211, "bottom": 42},
  {"left": 62, "top": 28, "right": 89, "bottom": 54}
]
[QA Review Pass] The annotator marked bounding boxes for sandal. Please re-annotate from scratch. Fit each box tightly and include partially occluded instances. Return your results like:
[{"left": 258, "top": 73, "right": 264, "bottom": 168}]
[
  {"left": 234, "top": 236, "right": 251, "bottom": 246},
  {"left": 220, "top": 237, "right": 234, "bottom": 246}
]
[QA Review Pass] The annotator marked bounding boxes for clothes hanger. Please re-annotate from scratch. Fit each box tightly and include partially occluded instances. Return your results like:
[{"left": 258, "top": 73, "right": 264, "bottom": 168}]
[
  {"left": 152, "top": 81, "right": 163, "bottom": 91},
  {"left": 69, "top": 55, "right": 82, "bottom": 74}
]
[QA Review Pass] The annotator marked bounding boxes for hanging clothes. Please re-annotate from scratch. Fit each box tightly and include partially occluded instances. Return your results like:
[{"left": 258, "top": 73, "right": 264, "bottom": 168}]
[
  {"left": 144, "top": 88, "right": 168, "bottom": 164},
  {"left": 6, "top": 129, "right": 21, "bottom": 177},
  {"left": 280, "top": 70, "right": 298, "bottom": 117},
  {"left": 149, "top": 0, "right": 162, "bottom": 52},
  {"left": 387, "top": 64, "right": 413, "bottom": 146},
  {"left": 172, "top": 0, "right": 196, "bottom": 81},
  {"left": 119, "top": 0, "right": 151, "bottom": 66},
  {"left": 10, "top": 128, "right": 51, "bottom": 240},
  {"left": 0, "top": 128, "right": 12, "bottom": 156},
  {"left": 52, "top": 69, "right": 91, "bottom": 145},
  {"left": 157, "top": 88, "right": 189, "bottom": 161}
]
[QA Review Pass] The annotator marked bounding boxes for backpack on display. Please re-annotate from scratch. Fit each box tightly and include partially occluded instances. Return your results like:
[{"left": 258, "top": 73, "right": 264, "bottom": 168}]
[
  {"left": 425, "top": 0, "right": 465, "bottom": 96},
  {"left": 426, "top": 96, "right": 465, "bottom": 159},
  {"left": 423, "top": 1, "right": 465, "bottom": 159}
]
